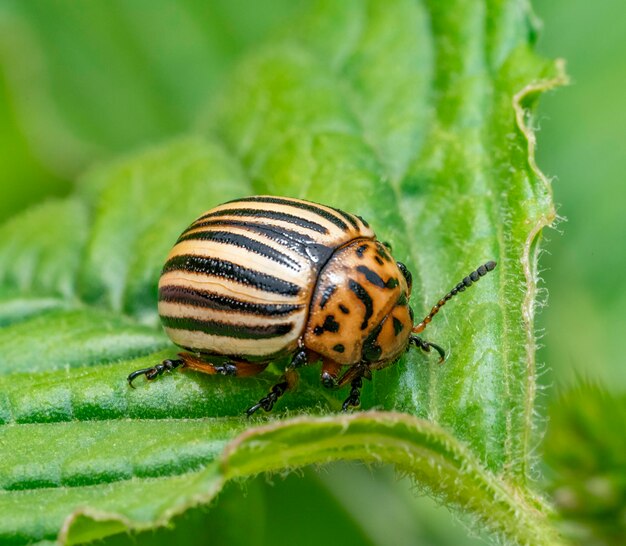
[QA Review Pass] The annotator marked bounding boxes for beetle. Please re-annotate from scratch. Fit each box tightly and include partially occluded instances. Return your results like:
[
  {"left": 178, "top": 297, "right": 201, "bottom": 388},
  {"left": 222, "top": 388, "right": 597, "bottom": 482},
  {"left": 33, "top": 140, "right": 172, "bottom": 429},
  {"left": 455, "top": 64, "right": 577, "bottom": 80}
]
[{"left": 127, "top": 195, "right": 496, "bottom": 415}]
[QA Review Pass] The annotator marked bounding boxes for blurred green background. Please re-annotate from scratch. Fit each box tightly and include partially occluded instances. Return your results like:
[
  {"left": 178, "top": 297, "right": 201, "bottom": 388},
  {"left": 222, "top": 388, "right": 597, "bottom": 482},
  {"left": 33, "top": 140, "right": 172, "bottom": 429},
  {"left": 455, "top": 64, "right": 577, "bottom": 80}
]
[{"left": 0, "top": 0, "right": 624, "bottom": 544}]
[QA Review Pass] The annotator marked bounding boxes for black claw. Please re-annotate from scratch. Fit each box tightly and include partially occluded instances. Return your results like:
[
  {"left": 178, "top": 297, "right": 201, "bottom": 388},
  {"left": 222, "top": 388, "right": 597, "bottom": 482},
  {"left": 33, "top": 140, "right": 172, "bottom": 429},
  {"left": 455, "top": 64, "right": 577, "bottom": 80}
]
[
  {"left": 246, "top": 402, "right": 263, "bottom": 417},
  {"left": 410, "top": 336, "right": 446, "bottom": 363},
  {"left": 246, "top": 380, "right": 289, "bottom": 416},
  {"left": 341, "top": 377, "right": 363, "bottom": 412},
  {"left": 428, "top": 342, "right": 446, "bottom": 363},
  {"left": 127, "top": 367, "right": 153, "bottom": 388}
]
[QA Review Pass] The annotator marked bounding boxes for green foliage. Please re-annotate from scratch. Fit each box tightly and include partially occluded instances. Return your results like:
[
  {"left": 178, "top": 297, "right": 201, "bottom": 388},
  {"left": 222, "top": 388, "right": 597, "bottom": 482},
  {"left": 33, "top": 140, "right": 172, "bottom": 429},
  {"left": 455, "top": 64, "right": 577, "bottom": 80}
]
[
  {"left": 0, "top": 0, "right": 308, "bottom": 173},
  {"left": 535, "top": 0, "right": 626, "bottom": 392},
  {"left": 544, "top": 386, "right": 626, "bottom": 545},
  {"left": 0, "top": 1, "right": 571, "bottom": 545}
]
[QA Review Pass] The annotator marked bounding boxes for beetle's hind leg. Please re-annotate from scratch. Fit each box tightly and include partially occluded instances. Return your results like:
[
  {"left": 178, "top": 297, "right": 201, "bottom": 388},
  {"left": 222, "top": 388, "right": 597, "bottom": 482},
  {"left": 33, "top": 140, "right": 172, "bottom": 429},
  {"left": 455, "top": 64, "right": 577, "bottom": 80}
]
[
  {"left": 127, "top": 352, "right": 268, "bottom": 388},
  {"left": 182, "top": 353, "right": 269, "bottom": 377},
  {"left": 127, "top": 358, "right": 184, "bottom": 387},
  {"left": 246, "top": 350, "right": 307, "bottom": 416}
]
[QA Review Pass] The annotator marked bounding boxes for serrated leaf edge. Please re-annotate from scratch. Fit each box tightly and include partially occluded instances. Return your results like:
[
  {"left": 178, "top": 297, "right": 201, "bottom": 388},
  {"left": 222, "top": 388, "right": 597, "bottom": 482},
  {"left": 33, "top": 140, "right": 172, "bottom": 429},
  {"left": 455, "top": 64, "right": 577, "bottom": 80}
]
[{"left": 513, "top": 57, "right": 569, "bottom": 481}]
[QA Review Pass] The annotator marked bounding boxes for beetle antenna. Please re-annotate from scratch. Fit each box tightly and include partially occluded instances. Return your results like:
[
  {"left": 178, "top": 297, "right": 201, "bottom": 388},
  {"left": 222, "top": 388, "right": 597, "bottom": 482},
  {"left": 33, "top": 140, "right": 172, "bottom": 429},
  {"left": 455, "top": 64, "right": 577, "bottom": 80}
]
[{"left": 412, "top": 261, "right": 497, "bottom": 334}]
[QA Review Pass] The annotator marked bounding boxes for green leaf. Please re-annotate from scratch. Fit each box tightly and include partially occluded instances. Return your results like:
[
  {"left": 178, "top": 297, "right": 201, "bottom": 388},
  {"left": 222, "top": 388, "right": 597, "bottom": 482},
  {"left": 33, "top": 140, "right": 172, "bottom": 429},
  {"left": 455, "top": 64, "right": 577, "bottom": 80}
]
[
  {"left": 0, "top": 66, "right": 69, "bottom": 221},
  {"left": 0, "top": 0, "right": 311, "bottom": 177},
  {"left": 0, "top": 1, "right": 567, "bottom": 544}
]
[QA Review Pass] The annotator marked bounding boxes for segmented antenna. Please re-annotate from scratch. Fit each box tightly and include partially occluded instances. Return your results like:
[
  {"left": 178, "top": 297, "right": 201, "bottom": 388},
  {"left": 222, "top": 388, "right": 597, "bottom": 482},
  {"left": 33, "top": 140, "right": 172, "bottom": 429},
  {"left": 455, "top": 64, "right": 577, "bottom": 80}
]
[{"left": 412, "top": 261, "right": 497, "bottom": 334}]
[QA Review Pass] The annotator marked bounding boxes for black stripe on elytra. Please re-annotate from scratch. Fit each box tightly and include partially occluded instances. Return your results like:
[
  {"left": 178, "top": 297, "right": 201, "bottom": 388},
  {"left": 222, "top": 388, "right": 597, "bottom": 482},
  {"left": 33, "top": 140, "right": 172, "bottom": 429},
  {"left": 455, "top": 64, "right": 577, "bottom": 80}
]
[
  {"left": 329, "top": 206, "right": 360, "bottom": 230},
  {"left": 319, "top": 284, "right": 337, "bottom": 309},
  {"left": 184, "top": 221, "right": 335, "bottom": 266},
  {"left": 162, "top": 255, "right": 301, "bottom": 296},
  {"left": 161, "top": 315, "right": 293, "bottom": 339},
  {"left": 159, "top": 285, "right": 302, "bottom": 316},
  {"left": 349, "top": 280, "right": 373, "bottom": 330},
  {"left": 175, "top": 230, "right": 300, "bottom": 270},
  {"left": 199, "top": 208, "right": 329, "bottom": 234},
  {"left": 232, "top": 196, "right": 350, "bottom": 232},
  {"left": 185, "top": 220, "right": 316, "bottom": 254}
]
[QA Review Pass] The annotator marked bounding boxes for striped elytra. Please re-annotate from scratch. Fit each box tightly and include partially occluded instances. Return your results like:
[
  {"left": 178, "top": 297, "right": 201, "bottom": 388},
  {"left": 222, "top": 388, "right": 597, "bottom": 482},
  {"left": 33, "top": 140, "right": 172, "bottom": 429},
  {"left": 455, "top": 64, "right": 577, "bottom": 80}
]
[{"left": 128, "top": 195, "right": 497, "bottom": 415}]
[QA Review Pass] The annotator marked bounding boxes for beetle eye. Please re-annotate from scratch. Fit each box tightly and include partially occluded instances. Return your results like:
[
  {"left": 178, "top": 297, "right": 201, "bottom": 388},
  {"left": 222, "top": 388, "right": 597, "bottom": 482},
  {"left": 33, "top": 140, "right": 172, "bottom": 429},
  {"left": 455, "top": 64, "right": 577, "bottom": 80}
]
[{"left": 396, "top": 261, "right": 412, "bottom": 292}]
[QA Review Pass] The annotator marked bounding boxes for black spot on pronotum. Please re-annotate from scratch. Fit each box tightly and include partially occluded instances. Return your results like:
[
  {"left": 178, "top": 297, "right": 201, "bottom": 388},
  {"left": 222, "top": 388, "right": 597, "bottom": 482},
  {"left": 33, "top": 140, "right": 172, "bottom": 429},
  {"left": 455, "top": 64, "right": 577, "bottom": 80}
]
[
  {"left": 349, "top": 280, "right": 373, "bottom": 330},
  {"left": 333, "top": 344, "right": 345, "bottom": 353},
  {"left": 376, "top": 243, "right": 392, "bottom": 262},
  {"left": 313, "top": 315, "right": 340, "bottom": 335},
  {"left": 323, "top": 315, "right": 340, "bottom": 333},
  {"left": 375, "top": 256, "right": 384, "bottom": 265},
  {"left": 386, "top": 277, "right": 399, "bottom": 289},
  {"left": 396, "top": 262, "right": 412, "bottom": 292},
  {"left": 393, "top": 317, "right": 404, "bottom": 336},
  {"left": 319, "top": 285, "right": 337, "bottom": 309},
  {"left": 357, "top": 265, "right": 385, "bottom": 288},
  {"left": 339, "top": 304, "right": 350, "bottom": 314},
  {"left": 355, "top": 243, "right": 368, "bottom": 258}
]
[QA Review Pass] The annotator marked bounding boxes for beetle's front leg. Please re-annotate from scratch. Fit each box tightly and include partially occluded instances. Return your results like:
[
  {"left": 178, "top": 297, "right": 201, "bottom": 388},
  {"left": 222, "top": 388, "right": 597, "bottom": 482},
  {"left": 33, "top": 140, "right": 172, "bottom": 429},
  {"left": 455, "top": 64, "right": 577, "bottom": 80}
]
[
  {"left": 409, "top": 335, "right": 446, "bottom": 363},
  {"left": 246, "top": 349, "right": 307, "bottom": 416}
]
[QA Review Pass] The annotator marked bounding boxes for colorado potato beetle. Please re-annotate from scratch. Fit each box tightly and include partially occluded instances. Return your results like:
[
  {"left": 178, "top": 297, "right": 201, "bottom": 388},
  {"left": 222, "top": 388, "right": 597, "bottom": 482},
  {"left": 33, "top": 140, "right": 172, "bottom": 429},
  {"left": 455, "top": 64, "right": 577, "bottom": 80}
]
[{"left": 128, "top": 196, "right": 496, "bottom": 415}]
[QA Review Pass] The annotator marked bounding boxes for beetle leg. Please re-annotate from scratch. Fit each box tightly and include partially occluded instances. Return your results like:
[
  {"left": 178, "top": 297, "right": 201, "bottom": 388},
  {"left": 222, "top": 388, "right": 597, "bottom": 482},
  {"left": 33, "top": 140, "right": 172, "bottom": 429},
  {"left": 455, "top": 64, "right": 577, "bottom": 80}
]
[
  {"left": 182, "top": 353, "right": 269, "bottom": 377},
  {"left": 127, "top": 358, "right": 184, "bottom": 388},
  {"left": 341, "top": 377, "right": 363, "bottom": 411},
  {"left": 246, "top": 350, "right": 306, "bottom": 416},
  {"left": 128, "top": 353, "right": 269, "bottom": 388},
  {"left": 320, "top": 358, "right": 343, "bottom": 389},
  {"left": 409, "top": 335, "right": 446, "bottom": 363},
  {"left": 334, "top": 363, "right": 372, "bottom": 411}
]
